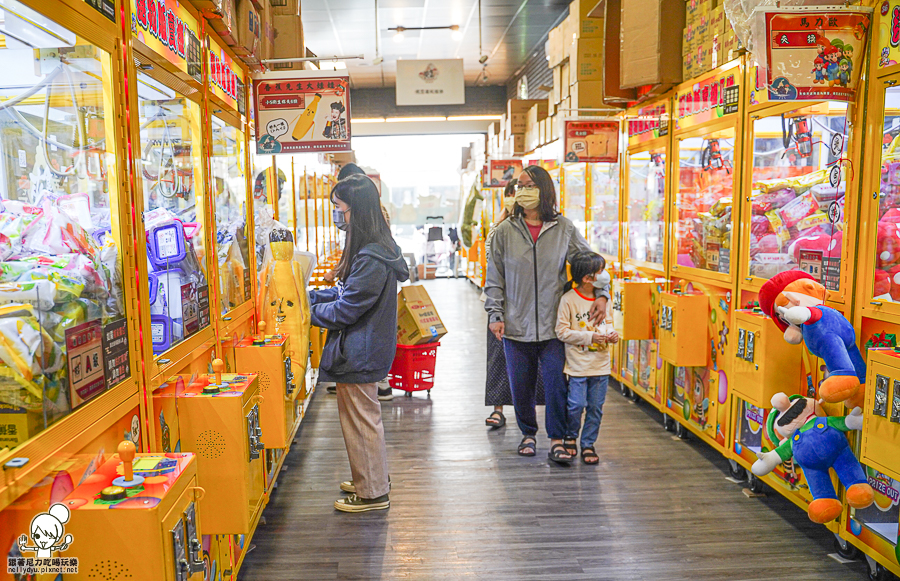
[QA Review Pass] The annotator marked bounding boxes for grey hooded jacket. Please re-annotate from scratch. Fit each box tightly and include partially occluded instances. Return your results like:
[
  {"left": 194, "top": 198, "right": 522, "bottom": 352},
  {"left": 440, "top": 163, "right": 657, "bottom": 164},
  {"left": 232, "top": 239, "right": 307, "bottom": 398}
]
[{"left": 484, "top": 214, "right": 610, "bottom": 343}]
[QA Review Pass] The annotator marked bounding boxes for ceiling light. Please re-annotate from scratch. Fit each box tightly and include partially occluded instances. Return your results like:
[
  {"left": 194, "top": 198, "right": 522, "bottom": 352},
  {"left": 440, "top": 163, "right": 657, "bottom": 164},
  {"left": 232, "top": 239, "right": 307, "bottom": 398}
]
[
  {"left": 385, "top": 116, "right": 448, "bottom": 123},
  {"left": 320, "top": 61, "right": 346, "bottom": 70},
  {"left": 355, "top": 118, "right": 387, "bottom": 123},
  {"left": 451, "top": 25, "right": 462, "bottom": 41},
  {"left": 393, "top": 27, "right": 405, "bottom": 43}
]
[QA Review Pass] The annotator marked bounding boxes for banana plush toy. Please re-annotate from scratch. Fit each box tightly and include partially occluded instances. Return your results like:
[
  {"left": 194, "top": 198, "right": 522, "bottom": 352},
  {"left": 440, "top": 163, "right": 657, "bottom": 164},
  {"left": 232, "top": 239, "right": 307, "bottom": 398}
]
[{"left": 258, "top": 229, "right": 311, "bottom": 376}]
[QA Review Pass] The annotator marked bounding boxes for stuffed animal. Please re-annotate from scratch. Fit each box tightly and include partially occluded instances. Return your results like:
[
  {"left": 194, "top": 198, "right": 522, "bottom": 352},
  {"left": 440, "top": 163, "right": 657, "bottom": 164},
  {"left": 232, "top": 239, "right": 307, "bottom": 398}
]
[
  {"left": 875, "top": 220, "right": 900, "bottom": 269},
  {"left": 758, "top": 270, "right": 865, "bottom": 408},
  {"left": 788, "top": 230, "right": 842, "bottom": 263},
  {"left": 752, "top": 393, "right": 874, "bottom": 524},
  {"left": 875, "top": 268, "right": 892, "bottom": 297}
]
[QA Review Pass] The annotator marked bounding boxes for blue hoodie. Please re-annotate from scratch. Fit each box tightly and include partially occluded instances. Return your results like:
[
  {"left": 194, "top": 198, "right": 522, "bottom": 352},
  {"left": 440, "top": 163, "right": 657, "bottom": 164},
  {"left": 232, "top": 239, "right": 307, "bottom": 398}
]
[{"left": 310, "top": 242, "right": 410, "bottom": 384}]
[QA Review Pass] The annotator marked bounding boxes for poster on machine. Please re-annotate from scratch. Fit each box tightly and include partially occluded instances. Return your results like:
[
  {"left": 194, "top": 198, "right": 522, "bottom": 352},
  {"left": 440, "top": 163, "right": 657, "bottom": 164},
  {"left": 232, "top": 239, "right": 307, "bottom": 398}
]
[
  {"left": 564, "top": 121, "right": 619, "bottom": 163},
  {"left": 488, "top": 160, "right": 523, "bottom": 188},
  {"left": 876, "top": 0, "right": 900, "bottom": 69},
  {"left": 66, "top": 320, "right": 105, "bottom": 408},
  {"left": 760, "top": 8, "right": 872, "bottom": 102},
  {"left": 252, "top": 72, "right": 351, "bottom": 154}
]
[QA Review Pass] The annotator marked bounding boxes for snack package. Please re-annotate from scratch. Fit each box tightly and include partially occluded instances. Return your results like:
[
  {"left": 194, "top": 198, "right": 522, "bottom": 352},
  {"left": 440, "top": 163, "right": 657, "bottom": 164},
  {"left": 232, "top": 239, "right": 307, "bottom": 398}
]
[
  {"left": 777, "top": 192, "right": 819, "bottom": 229},
  {"left": 751, "top": 188, "right": 796, "bottom": 214},
  {"left": 751, "top": 215, "right": 773, "bottom": 238}
]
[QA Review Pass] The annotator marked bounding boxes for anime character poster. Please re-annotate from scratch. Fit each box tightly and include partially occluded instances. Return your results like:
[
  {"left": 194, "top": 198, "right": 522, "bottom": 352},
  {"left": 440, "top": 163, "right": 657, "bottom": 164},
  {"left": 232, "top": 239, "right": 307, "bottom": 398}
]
[
  {"left": 762, "top": 9, "right": 872, "bottom": 102},
  {"left": 489, "top": 160, "right": 523, "bottom": 187},
  {"left": 253, "top": 72, "right": 351, "bottom": 154}
]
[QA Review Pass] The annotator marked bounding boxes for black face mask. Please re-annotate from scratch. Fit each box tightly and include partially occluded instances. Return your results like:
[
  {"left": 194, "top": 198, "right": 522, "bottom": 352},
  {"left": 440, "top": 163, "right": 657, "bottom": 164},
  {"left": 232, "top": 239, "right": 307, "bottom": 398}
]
[{"left": 333, "top": 208, "right": 348, "bottom": 231}]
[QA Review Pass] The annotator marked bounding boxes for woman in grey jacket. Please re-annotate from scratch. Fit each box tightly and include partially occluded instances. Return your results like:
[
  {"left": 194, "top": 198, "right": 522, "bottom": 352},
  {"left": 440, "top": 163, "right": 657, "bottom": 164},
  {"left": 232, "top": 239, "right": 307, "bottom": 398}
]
[
  {"left": 484, "top": 165, "right": 609, "bottom": 463},
  {"left": 310, "top": 175, "right": 409, "bottom": 512}
]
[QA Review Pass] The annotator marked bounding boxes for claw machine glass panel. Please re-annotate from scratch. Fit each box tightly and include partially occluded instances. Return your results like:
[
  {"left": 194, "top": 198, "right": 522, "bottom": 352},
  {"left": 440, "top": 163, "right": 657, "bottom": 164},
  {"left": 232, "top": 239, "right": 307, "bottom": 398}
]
[
  {"left": 590, "top": 162, "right": 619, "bottom": 260},
  {"left": 744, "top": 103, "right": 851, "bottom": 298},
  {"left": 673, "top": 128, "right": 736, "bottom": 277},
  {"left": 137, "top": 78, "right": 209, "bottom": 356},
  {"left": 0, "top": 1, "right": 135, "bottom": 448},
  {"left": 625, "top": 147, "right": 666, "bottom": 269},
  {"left": 211, "top": 116, "right": 250, "bottom": 315},
  {"left": 870, "top": 86, "right": 900, "bottom": 308},
  {"left": 562, "top": 163, "right": 586, "bottom": 237}
]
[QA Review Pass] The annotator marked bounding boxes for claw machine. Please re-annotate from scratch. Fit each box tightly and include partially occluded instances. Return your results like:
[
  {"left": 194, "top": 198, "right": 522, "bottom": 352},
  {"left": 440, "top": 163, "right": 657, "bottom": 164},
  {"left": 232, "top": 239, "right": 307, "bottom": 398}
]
[
  {"left": 0, "top": 0, "right": 155, "bottom": 575},
  {"left": 842, "top": 13, "right": 900, "bottom": 575},
  {"left": 618, "top": 98, "right": 671, "bottom": 407},
  {"left": 730, "top": 54, "right": 868, "bottom": 525},
  {"left": 663, "top": 61, "right": 743, "bottom": 449},
  {"left": 590, "top": 156, "right": 623, "bottom": 381},
  {"left": 561, "top": 162, "right": 587, "bottom": 238}
]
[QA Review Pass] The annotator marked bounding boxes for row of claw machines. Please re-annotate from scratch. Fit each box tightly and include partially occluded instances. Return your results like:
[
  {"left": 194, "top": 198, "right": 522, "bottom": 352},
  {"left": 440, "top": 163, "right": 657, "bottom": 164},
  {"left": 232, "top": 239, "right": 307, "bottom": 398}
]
[
  {"left": 548, "top": 23, "right": 900, "bottom": 581},
  {"left": 0, "top": 1, "right": 338, "bottom": 580}
]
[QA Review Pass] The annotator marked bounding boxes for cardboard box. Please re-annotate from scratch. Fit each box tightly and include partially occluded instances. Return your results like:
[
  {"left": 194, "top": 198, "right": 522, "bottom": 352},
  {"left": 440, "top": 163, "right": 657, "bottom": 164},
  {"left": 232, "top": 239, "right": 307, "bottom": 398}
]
[
  {"left": 570, "top": 81, "right": 607, "bottom": 110},
  {"left": 547, "top": 26, "right": 565, "bottom": 68},
  {"left": 569, "top": 38, "right": 604, "bottom": 84},
  {"left": 620, "top": 0, "right": 685, "bottom": 89},
  {"left": 271, "top": 15, "right": 304, "bottom": 69},
  {"left": 206, "top": 0, "right": 237, "bottom": 44},
  {"left": 527, "top": 102, "right": 549, "bottom": 128},
  {"left": 416, "top": 264, "right": 437, "bottom": 280},
  {"left": 510, "top": 133, "right": 526, "bottom": 153},
  {"left": 259, "top": 0, "right": 274, "bottom": 61},
  {"left": 270, "top": 0, "right": 299, "bottom": 16},
  {"left": 397, "top": 286, "right": 447, "bottom": 345},
  {"left": 560, "top": 63, "right": 571, "bottom": 97},
  {"left": 568, "top": 0, "right": 605, "bottom": 38},
  {"left": 592, "top": 0, "right": 636, "bottom": 105},
  {"left": 552, "top": 66, "right": 563, "bottom": 104},
  {"left": 235, "top": 0, "right": 260, "bottom": 56}
]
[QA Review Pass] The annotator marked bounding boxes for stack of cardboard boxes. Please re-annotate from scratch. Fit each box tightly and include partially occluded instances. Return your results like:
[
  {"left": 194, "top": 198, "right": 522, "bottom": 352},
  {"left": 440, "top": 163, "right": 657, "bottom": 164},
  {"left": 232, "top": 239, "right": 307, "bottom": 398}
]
[
  {"left": 546, "top": 0, "right": 607, "bottom": 118},
  {"left": 682, "top": 0, "right": 739, "bottom": 80}
]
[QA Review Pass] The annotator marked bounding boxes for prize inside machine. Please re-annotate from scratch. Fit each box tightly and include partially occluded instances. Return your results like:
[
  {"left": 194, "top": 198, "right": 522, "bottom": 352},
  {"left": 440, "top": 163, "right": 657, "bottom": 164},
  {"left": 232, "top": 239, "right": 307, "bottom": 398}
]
[
  {"left": 136, "top": 72, "right": 212, "bottom": 365},
  {"left": 664, "top": 124, "right": 738, "bottom": 444},
  {"left": 619, "top": 129, "right": 667, "bottom": 402},
  {"left": 562, "top": 162, "right": 587, "bottom": 238},
  {"left": 590, "top": 161, "right": 620, "bottom": 265},
  {"left": 0, "top": 1, "right": 139, "bottom": 470},
  {"left": 732, "top": 101, "right": 858, "bottom": 495},
  {"left": 152, "top": 362, "right": 265, "bottom": 541}
]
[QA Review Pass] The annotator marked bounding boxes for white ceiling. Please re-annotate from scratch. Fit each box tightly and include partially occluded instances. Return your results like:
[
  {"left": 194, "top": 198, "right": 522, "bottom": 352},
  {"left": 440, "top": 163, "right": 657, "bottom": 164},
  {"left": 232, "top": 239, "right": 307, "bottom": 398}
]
[{"left": 302, "top": 0, "right": 571, "bottom": 88}]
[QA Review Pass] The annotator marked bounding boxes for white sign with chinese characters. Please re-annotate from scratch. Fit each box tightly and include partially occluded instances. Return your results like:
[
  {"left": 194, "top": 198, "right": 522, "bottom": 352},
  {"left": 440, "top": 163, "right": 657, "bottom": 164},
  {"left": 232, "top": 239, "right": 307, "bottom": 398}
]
[{"left": 396, "top": 59, "right": 465, "bottom": 106}]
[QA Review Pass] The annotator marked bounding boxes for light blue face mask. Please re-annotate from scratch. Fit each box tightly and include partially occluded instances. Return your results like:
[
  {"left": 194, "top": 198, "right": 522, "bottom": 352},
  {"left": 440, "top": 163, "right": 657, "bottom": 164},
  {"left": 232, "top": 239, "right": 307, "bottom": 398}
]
[
  {"left": 333, "top": 208, "right": 348, "bottom": 231},
  {"left": 593, "top": 270, "right": 611, "bottom": 288}
]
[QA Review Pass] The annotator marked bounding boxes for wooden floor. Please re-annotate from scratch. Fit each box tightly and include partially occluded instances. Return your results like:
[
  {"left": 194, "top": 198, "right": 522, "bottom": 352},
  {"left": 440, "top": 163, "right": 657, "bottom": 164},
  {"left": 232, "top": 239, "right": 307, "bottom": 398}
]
[{"left": 240, "top": 278, "right": 869, "bottom": 581}]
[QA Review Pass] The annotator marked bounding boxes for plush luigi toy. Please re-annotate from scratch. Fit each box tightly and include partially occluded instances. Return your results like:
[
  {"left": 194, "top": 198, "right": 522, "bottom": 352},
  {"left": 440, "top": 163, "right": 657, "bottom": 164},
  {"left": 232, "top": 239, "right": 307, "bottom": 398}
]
[
  {"left": 758, "top": 270, "right": 865, "bottom": 408},
  {"left": 752, "top": 393, "right": 874, "bottom": 524}
]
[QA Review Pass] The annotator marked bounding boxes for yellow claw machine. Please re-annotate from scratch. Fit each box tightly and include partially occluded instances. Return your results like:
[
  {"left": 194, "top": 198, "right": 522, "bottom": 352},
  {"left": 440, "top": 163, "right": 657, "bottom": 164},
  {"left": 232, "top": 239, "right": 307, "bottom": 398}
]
[
  {"left": 663, "top": 60, "right": 744, "bottom": 451},
  {"left": 840, "top": 10, "right": 900, "bottom": 576},
  {"left": 0, "top": 0, "right": 181, "bottom": 578},
  {"left": 561, "top": 162, "right": 588, "bottom": 239},
  {"left": 617, "top": 97, "right": 671, "bottom": 409},
  {"left": 728, "top": 52, "right": 868, "bottom": 518}
]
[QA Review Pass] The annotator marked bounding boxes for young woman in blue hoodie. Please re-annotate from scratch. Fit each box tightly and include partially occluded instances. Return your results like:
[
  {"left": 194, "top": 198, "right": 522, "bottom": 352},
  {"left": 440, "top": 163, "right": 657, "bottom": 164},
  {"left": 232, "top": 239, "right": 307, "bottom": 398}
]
[{"left": 310, "top": 174, "right": 409, "bottom": 513}]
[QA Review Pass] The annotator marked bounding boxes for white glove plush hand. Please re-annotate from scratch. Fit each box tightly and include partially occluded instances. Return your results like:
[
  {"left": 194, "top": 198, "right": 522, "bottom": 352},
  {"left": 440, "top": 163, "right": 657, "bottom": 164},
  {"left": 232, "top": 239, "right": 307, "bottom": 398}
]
[
  {"left": 781, "top": 305, "right": 812, "bottom": 326},
  {"left": 751, "top": 450, "right": 783, "bottom": 476},
  {"left": 845, "top": 407, "right": 864, "bottom": 431}
]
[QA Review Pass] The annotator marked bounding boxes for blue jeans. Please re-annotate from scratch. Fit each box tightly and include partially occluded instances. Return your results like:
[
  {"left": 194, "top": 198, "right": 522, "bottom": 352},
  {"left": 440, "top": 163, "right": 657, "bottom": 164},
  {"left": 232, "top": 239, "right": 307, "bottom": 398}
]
[
  {"left": 503, "top": 338, "right": 567, "bottom": 439},
  {"left": 565, "top": 375, "right": 609, "bottom": 447}
]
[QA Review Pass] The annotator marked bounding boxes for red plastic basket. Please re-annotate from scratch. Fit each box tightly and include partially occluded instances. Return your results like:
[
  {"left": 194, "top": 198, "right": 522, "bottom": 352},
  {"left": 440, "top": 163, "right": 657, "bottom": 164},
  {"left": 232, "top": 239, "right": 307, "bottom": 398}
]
[{"left": 388, "top": 342, "right": 440, "bottom": 392}]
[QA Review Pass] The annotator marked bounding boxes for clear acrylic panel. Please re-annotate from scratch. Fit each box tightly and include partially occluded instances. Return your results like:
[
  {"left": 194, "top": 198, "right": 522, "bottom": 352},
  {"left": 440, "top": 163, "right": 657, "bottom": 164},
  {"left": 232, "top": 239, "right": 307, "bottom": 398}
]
[
  {"left": 875, "top": 87, "right": 900, "bottom": 301},
  {"left": 590, "top": 162, "right": 620, "bottom": 257},
  {"left": 675, "top": 128, "right": 736, "bottom": 274},
  {"left": 562, "top": 163, "right": 586, "bottom": 236},
  {"left": 627, "top": 149, "right": 666, "bottom": 266}
]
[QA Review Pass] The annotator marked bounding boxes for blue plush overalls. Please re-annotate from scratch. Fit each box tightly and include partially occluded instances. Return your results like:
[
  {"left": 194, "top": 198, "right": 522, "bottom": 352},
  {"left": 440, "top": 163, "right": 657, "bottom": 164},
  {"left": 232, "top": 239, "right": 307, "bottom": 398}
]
[
  {"left": 801, "top": 306, "right": 867, "bottom": 383},
  {"left": 789, "top": 419, "right": 867, "bottom": 500}
]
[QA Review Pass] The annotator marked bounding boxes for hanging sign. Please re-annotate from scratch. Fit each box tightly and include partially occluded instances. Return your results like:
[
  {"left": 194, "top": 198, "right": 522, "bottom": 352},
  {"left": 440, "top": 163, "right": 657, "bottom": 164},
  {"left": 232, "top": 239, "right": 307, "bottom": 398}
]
[
  {"left": 564, "top": 121, "right": 619, "bottom": 163},
  {"left": 252, "top": 72, "right": 351, "bottom": 154},
  {"left": 761, "top": 8, "right": 872, "bottom": 102},
  {"left": 132, "top": 0, "right": 203, "bottom": 83},
  {"left": 627, "top": 101, "right": 669, "bottom": 147},
  {"left": 396, "top": 59, "right": 465, "bottom": 106},
  {"left": 877, "top": 0, "right": 900, "bottom": 68},
  {"left": 208, "top": 35, "right": 245, "bottom": 114},
  {"left": 674, "top": 64, "right": 741, "bottom": 130},
  {"left": 101, "top": 318, "right": 131, "bottom": 389},
  {"left": 488, "top": 160, "right": 523, "bottom": 188},
  {"left": 66, "top": 320, "right": 106, "bottom": 408}
]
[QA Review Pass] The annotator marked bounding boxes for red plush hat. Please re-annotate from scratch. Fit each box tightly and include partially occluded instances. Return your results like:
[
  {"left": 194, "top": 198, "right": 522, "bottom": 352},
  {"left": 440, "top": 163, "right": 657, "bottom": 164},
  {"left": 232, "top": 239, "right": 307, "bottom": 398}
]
[{"left": 758, "top": 270, "right": 817, "bottom": 332}]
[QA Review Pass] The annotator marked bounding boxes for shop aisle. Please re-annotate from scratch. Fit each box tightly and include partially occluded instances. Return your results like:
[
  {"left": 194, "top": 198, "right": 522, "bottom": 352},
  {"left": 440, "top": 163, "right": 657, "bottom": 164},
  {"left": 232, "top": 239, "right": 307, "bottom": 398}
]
[{"left": 239, "top": 279, "right": 868, "bottom": 581}]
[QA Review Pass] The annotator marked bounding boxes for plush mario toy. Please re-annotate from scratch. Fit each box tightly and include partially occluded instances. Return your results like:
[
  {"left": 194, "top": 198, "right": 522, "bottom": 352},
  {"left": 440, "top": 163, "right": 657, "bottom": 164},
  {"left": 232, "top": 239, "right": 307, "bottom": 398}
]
[
  {"left": 758, "top": 270, "right": 865, "bottom": 408},
  {"left": 752, "top": 393, "right": 874, "bottom": 524}
]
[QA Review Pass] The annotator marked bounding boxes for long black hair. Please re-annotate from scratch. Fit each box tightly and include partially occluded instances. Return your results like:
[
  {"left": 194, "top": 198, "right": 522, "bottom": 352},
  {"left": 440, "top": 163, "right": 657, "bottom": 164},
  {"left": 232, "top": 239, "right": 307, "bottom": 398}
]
[
  {"left": 514, "top": 165, "right": 560, "bottom": 222},
  {"left": 503, "top": 178, "right": 517, "bottom": 198},
  {"left": 332, "top": 174, "right": 396, "bottom": 280},
  {"left": 565, "top": 251, "right": 606, "bottom": 292}
]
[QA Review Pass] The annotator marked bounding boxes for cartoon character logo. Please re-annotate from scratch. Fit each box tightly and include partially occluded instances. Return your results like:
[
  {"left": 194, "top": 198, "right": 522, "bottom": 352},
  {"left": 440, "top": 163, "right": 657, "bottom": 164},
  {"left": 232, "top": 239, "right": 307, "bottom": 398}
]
[
  {"left": 419, "top": 63, "right": 439, "bottom": 83},
  {"left": 769, "top": 77, "right": 797, "bottom": 100},
  {"left": 18, "top": 503, "right": 73, "bottom": 559}
]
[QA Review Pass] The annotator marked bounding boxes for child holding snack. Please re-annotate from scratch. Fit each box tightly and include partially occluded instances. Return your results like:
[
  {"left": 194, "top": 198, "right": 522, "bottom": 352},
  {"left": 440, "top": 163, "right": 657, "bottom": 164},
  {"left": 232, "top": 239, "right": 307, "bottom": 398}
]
[{"left": 555, "top": 251, "right": 619, "bottom": 465}]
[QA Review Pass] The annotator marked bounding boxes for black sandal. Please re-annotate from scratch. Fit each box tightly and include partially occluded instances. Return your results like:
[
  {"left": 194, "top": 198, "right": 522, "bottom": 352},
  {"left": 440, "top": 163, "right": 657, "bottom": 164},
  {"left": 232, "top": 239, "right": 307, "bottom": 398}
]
[
  {"left": 486, "top": 410, "right": 506, "bottom": 429},
  {"left": 581, "top": 446, "right": 599, "bottom": 465},
  {"left": 563, "top": 439, "right": 577, "bottom": 457},
  {"left": 548, "top": 443, "right": 573, "bottom": 464},
  {"left": 517, "top": 436, "right": 536, "bottom": 456}
]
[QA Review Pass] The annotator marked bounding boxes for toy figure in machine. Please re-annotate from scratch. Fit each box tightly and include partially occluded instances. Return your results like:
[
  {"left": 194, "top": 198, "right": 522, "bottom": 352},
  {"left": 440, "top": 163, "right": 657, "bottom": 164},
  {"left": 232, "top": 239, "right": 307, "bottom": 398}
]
[
  {"left": 758, "top": 270, "right": 865, "bottom": 408},
  {"left": 752, "top": 393, "right": 874, "bottom": 523},
  {"left": 259, "top": 229, "right": 311, "bottom": 374}
]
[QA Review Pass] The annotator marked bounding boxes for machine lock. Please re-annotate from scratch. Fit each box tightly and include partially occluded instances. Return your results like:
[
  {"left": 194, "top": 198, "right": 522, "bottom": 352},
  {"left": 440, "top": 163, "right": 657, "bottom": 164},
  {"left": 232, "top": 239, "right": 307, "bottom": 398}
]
[
  {"left": 612, "top": 291, "right": 623, "bottom": 312},
  {"left": 661, "top": 306, "right": 673, "bottom": 331},
  {"left": 284, "top": 356, "right": 294, "bottom": 396},
  {"left": 874, "top": 375, "right": 889, "bottom": 418},
  {"left": 891, "top": 379, "right": 900, "bottom": 423},
  {"left": 247, "top": 404, "right": 265, "bottom": 460},
  {"left": 736, "top": 328, "right": 755, "bottom": 363},
  {"left": 737, "top": 329, "right": 745, "bottom": 359},
  {"left": 171, "top": 502, "right": 204, "bottom": 581}
]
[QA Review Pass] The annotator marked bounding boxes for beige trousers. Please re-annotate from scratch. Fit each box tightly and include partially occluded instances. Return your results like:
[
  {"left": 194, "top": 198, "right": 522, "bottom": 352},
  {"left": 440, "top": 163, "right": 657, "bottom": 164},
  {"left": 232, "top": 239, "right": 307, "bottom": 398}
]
[{"left": 336, "top": 383, "right": 391, "bottom": 499}]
